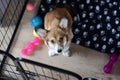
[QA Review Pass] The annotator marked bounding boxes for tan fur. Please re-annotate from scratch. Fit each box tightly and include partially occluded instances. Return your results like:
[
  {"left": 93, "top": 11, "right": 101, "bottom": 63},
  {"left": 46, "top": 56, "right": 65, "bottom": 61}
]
[
  {"left": 44, "top": 7, "right": 73, "bottom": 31},
  {"left": 37, "top": 6, "right": 73, "bottom": 56}
]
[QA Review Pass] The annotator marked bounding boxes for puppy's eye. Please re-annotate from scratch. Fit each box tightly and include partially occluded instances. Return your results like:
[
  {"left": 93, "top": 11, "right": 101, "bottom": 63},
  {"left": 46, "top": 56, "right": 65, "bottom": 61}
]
[
  {"left": 51, "top": 40, "right": 55, "bottom": 44},
  {"left": 59, "top": 37, "right": 63, "bottom": 42}
]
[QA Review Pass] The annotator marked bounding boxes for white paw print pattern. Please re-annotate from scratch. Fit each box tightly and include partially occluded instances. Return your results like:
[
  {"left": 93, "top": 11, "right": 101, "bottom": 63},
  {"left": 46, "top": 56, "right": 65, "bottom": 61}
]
[
  {"left": 115, "top": 34, "right": 120, "bottom": 39},
  {"left": 72, "top": 0, "right": 120, "bottom": 54},
  {"left": 40, "top": 5, "right": 45, "bottom": 12},
  {"left": 115, "top": 18, "right": 120, "bottom": 25},
  {"left": 101, "top": 36, "right": 107, "bottom": 41},
  {"left": 38, "top": 0, "right": 120, "bottom": 54},
  {"left": 117, "top": 41, "right": 120, "bottom": 47},
  {"left": 101, "top": 45, "right": 107, "bottom": 52},
  {"left": 106, "top": 16, "right": 111, "bottom": 22},
  {"left": 95, "top": 5, "right": 100, "bottom": 13}
]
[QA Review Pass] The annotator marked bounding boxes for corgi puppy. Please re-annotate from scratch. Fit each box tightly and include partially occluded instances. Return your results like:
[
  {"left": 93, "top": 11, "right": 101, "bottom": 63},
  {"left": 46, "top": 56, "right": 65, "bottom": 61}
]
[{"left": 36, "top": 5, "right": 73, "bottom": 56}]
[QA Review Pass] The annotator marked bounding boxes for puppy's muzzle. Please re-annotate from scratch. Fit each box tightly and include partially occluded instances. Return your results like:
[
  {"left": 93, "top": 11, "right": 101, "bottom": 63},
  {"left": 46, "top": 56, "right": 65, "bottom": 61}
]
[{"left": 58, "top": 49, "right": 62, "bottom": 53}]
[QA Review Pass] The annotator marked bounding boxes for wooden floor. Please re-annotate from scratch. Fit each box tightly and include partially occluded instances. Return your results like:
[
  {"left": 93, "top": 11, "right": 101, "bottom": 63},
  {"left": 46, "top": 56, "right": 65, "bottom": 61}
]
[{"left": 10, "top": 2, "right": 120, "bottom": 80}]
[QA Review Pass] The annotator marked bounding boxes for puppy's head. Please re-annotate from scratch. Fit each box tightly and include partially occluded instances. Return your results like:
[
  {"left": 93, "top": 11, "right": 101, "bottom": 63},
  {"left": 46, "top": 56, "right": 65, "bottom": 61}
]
[{"left": 36, "top": 18, "right": 70, "bottom": 54}]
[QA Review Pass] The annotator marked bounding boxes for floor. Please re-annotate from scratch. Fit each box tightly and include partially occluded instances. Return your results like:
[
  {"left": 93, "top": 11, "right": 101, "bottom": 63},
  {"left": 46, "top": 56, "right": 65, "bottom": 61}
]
[{"left": 10, "top": 1, "right": 120, "bottom": 80}]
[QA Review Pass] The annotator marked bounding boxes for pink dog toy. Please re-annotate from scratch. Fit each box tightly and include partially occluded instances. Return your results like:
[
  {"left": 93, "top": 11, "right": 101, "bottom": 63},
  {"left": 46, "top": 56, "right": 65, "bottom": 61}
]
[
  {"left": 103, "top": 53, "right": 119, "bottom": 73},
  {"left": 21, "top": 37, "right": 42, "bottom": 57},
  {"left": 26, "top": 2, "right": 34, "bottom": 11}
]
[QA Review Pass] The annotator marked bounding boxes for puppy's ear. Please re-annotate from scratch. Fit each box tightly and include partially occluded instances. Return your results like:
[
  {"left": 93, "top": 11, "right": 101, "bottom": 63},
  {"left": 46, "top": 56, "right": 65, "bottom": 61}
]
[
  {"left": 36, "top": 28, "right": 48, "bottom": 38},
  {"left": 59, "top": 17, "right": 68, "bottom": 29}
]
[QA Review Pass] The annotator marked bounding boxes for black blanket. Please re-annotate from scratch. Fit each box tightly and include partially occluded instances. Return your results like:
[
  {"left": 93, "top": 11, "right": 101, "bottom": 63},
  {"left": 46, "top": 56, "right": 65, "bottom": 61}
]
[{"left": 37, "top": 0, "right": 120, "bottom": 55}]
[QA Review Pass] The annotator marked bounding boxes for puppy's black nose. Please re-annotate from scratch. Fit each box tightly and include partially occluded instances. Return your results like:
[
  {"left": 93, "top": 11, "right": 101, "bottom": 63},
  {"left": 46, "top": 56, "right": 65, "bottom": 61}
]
[{"left": 58, "top": 49, "right": 62, "bottom": 53}]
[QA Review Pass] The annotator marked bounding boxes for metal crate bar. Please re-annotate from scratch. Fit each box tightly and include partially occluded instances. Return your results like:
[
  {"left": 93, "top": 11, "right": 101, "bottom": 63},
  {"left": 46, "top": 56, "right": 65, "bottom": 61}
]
[
  {"left": 17, "top": 57, "right": 82, "bottom": 80},
  {"left": 0, "top": 0, "right": 29, "bottom": 77},
  {"left": 0, "top": 50, "right": 29, "bottom": 80},
  {"left": 0, "top": 50, "right": 82, "bottom": 80}
]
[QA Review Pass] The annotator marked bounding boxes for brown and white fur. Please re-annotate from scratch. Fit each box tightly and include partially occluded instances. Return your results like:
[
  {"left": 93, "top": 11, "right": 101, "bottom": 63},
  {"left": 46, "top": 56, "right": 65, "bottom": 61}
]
[{"left": 36, "top": 5, "right": 73, "bottom": 57}]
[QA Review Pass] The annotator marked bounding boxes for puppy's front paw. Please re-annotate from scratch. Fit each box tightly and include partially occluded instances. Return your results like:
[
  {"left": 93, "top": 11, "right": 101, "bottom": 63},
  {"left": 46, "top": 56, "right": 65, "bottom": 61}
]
[
  {"left": 48, "top": 50, "right": 55, "bottom": 57},
  {"left": 62, "top": 50, "right": 70, "bottom": 57}
]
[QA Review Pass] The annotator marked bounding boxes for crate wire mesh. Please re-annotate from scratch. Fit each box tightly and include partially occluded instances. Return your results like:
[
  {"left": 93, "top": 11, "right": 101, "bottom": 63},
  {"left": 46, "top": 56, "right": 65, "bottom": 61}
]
[
  {"left": 17, "top": 58, "right": 82, "bottom": 80},
  {"left": 0, "top": 0, "right": 29, "bottom": 79},
  {"left": 0, "top": 0, "right": 28, "bottom": 52},
  {"left": 0, "top": 51, "right": 28, "bottom": 80},
  {"left": 0, "top": 0, "right": 83, "bottom": 80},
  {"left": 0, "top": 51, "right": 82, "bottom": 80}
]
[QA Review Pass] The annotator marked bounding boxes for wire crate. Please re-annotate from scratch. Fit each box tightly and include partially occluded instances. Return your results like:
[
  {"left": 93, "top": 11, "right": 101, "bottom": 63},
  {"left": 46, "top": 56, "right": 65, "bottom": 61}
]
[
  {"left": 0, "top": 50, "right": 82, "bottom": 80},
  {"left": 0, "top": 0, "right": 83, "bottom": 80},
  {"left": 0, "top": 0, "right": 28, "bottom": 52}
]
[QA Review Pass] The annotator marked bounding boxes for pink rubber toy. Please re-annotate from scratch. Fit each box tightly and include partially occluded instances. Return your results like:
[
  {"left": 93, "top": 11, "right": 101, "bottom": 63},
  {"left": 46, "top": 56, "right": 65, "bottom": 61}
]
[
  {"left": 103, "top": 53, "right": 119, "bottom": 73},
  {"left": 32, "top": 37, "right": 42, "bottom": 45},
  {"left": 21, "top": 37, "right": 42, "bottom": 56},
  {"left": 26, "top": 42, "right": 35, "bottom": 51},
  {"left": 21, "top": 48, "right": 28, "bottom": 57}
]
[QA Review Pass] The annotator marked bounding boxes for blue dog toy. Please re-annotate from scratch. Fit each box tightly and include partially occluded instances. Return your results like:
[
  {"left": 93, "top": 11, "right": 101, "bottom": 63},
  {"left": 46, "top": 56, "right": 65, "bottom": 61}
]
[{"left": 31, "top": 16, "right": 42, "bottom": 28}]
